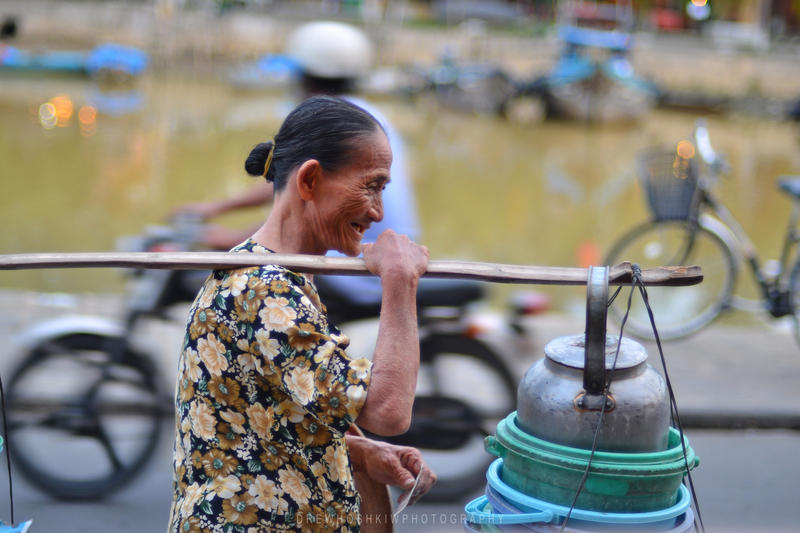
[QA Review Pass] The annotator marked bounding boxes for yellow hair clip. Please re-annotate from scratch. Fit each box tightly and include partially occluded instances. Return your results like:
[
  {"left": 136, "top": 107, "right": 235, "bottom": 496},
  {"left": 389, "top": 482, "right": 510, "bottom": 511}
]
[{"left": 263, "top": 142, "right": 275, "bottom": 178}]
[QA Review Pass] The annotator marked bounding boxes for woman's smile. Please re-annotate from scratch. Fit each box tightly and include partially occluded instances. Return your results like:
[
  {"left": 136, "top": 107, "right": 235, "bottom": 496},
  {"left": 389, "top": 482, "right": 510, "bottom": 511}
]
[{"left": 310, "top": 130, "right": 391, "bottom": 256}]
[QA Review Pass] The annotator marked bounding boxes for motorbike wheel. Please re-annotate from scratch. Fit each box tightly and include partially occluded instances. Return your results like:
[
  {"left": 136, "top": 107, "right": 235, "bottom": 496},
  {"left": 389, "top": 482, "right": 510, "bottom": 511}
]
[
  {"left": 5, "top": 333, "right": 166, "bottom": 500},
  {"left": 402, "top": 334, "right": 517, "bottom": 502}
]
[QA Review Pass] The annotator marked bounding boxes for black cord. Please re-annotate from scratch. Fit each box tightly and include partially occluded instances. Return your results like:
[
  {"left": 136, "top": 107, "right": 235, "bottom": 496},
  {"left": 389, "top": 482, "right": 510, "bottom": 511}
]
[
  {"left": 607, "top": 285, "right": 623, "bottom": 307},
  {"left": 0, "top": 374, "right": 14, "bottom": 525},
  {"left": 631, "top": 264, "right": 705, "bottom": 533}
]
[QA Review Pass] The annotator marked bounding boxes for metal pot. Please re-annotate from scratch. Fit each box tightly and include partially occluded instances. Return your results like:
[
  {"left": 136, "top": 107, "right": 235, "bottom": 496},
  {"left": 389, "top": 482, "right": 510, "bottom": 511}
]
[{"left": 516, "top": 266, "right": 670, "bottom": 452}]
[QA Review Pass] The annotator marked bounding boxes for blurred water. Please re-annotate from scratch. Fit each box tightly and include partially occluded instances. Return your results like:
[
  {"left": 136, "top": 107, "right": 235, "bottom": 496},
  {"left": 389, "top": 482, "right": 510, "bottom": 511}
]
[{"left": 1, "top": 73, "right": 799, "bottom": 313}]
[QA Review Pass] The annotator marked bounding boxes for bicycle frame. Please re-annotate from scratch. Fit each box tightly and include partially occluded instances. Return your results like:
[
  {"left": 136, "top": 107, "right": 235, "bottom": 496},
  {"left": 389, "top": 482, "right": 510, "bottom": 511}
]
[{"left": 696, "top": 171, "right": 800, "bottom": 318}]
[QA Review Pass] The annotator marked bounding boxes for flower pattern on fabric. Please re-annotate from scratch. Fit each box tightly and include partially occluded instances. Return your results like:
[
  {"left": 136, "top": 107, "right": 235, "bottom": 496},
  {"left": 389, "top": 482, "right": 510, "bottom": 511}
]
[{"left": 169, "top": 240, "right": 372, "bottom": 532}]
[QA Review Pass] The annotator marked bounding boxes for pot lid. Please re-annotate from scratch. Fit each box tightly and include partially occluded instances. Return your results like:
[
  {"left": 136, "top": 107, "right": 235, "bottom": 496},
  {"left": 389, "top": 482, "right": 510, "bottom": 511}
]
[{"left": 544, "top": 334, "right": 648, "bottom": 370}]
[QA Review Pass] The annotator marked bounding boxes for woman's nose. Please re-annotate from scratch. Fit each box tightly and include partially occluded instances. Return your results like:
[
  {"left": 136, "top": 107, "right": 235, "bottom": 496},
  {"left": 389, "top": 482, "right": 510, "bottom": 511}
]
[{"left": 368, "top": 195, "right": 384, "bottom": 222}]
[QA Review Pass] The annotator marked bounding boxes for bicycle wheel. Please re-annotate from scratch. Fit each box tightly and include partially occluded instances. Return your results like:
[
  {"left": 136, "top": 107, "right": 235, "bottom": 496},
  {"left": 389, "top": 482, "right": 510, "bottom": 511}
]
[
  {"left": 5, "top": 333, "right": 166, "bottom": 500},
  {"left": 408, "top": 334, "right": 517, "bottom": 502},
  {"left": 604, "top": 220, "right": 736, "bottom": 340}
]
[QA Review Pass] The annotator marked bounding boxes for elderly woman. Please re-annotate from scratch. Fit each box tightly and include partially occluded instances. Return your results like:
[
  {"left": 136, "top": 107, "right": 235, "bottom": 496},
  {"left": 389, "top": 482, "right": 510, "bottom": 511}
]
[{"left": 168, "top": 95, "right": 435, "bottom": 532}]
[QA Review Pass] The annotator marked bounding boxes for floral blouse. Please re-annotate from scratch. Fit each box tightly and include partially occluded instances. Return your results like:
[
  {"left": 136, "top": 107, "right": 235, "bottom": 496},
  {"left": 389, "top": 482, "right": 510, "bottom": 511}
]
[{"left": 169, "top": 240, "right": 373, "bottom": 533}]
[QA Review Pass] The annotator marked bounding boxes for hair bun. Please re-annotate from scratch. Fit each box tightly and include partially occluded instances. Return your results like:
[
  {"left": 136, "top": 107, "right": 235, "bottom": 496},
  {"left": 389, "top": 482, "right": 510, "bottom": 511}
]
[{"left": 244, "top": 141, "right": 275, "bottom": 181}]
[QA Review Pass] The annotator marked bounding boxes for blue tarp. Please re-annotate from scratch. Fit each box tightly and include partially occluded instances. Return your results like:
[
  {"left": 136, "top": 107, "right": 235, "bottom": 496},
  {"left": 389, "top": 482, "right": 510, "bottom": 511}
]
[
  {"left": 547, "top": 54, "right": 596, "bottom": 87},
  {"left": 0, "top": 46, "right": 87, "bottom": 72},
  {"left": 85, "top": 43, "right": 148, "bottom": 76},
  {"left": 0, "top": 43, "right": 148, "bottom": 76},
  {"left": 558, "top": 25, "right": 631, "bottom": 51}
]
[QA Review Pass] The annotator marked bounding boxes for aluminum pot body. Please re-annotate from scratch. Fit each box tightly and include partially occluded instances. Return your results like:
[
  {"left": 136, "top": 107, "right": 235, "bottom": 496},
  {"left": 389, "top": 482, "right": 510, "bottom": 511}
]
[{"left": 516, "top": 334, "right": 670, "bottom": 453}]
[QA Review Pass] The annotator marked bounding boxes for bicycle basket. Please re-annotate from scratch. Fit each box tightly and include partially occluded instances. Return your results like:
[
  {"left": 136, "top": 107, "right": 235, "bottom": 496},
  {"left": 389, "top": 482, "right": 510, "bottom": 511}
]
[{"left": 638, "top": 149, "right": 700, "bottom": 221}]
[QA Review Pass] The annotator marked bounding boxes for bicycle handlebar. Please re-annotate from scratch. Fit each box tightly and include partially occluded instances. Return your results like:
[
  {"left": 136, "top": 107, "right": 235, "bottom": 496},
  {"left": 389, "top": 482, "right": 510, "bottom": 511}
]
[
  {"left": 693, "top": 119, "right": 715, "bottom": 165},
  {"left": 693, "top": 118, "right": 731, "bottom": 177}
]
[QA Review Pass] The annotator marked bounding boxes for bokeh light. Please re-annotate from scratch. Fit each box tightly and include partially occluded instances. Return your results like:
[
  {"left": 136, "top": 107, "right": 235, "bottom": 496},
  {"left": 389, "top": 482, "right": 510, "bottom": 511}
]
[
  {"left": 672, "top": 140, "right": 695, "bottom": 179},
  {"left": 38, "top": 95, "right": 76, "bottom": 130},
  {"left": 38, "top": 102, "right": 57, "bottom": 130},
  {"left": 78, "top": 105, "right": 98, "bottom": 137},
  {"left": 50, "top": 95, "right": 73, "bottom": 127},
  {"left": 676, "top": 139, "right": 695, "bottom": 159}
]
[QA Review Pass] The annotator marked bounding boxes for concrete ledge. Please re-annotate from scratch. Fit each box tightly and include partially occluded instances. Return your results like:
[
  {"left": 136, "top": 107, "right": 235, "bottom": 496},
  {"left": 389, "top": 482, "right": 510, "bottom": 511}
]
[{"left": 678, "top": 409, "right": 800, "bottom": 430}]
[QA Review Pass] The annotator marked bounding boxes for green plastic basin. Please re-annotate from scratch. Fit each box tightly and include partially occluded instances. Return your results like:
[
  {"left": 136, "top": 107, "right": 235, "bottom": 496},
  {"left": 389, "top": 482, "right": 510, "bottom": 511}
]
[{"left": 484, "top": 412, "right": 699, "bottom": 513}]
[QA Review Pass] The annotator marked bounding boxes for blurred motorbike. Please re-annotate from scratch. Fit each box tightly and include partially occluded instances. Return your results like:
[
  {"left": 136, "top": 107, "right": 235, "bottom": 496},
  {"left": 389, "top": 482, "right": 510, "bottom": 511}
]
[{"left": 5, "top": 214, "right": 548, "bottom": 501}]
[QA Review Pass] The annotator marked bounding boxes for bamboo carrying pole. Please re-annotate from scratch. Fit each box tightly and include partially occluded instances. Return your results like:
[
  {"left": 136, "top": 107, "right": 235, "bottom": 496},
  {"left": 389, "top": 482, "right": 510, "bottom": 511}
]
[{"left": 0, "top": 252, "right": 702, "bottom": 286}]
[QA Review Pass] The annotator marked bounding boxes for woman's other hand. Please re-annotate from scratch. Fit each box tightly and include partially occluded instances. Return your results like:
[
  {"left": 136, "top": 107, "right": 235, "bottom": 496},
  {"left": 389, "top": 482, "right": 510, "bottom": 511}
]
[
  {"left": 347, "top": 435, "right": 437, "bottom": 506},
  {"left": 169, "top": 201, "right": 222, "bottom": 220},
  {"left": 362, "top": 230, "right": 428, "bottom": 284},
  {"left": 201, "top": 224, "right": 256, "bottom": 251}
]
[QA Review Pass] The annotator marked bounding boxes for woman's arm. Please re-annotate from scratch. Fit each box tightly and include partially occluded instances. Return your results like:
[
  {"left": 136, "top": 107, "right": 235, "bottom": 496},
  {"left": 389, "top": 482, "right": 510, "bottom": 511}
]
[
  {"left": 170, "top": 182, "right": 275, "bottom": 249},
  {"left": 171, "top": 182, "right": 275, "bottom": 219},
  {"left": 202, "top": 223, "right": 262, "bottom": 250},
  {"left": 355, "top": 230, "right": 428, "bottom": 436}
]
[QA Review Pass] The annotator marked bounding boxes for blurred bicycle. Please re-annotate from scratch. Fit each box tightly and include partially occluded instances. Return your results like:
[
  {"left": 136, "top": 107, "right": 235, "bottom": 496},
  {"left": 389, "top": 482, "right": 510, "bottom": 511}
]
[{"left": 604, "top": 119, "right": 800, "bottom": 344}]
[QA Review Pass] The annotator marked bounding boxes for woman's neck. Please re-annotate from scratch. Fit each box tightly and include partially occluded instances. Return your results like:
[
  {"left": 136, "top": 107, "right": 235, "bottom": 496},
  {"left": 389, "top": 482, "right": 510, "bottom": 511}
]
[{"left": 250, "top": 196, "right": 322, "bottom": 256}]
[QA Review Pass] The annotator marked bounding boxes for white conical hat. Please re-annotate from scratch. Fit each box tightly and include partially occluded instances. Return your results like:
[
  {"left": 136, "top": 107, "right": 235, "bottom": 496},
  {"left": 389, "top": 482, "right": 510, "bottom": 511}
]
[{"left": 285, "top": 21, "right": 374, "bottom": 79}]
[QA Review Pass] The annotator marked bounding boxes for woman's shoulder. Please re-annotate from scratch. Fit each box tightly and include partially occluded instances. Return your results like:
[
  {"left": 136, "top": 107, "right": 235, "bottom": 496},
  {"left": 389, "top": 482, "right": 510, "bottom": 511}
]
[
  {"left": 229, "top": 238, "right": 270, "bottom": 256},
  {"left": 222, "top": 239, "right": 313, "bottom": 291}
]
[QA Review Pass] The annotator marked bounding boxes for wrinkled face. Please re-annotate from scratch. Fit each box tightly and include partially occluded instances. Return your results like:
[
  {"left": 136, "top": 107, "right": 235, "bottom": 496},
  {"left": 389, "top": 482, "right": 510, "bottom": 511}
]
[{"left": 309, "top": 130, "right": 391, "bottom": 256}]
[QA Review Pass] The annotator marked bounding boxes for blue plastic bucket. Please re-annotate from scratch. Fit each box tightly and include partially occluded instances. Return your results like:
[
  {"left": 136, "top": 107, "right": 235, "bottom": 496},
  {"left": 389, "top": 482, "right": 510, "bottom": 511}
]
[
  {"left": 464, "top": 493, "right": 695, "bottom": 533},
  {"left": 485, "top": 484, "right": 694, "bottom": 532},
  {"left": 464, "top": 458, "right": 693, "bottom": 531}
]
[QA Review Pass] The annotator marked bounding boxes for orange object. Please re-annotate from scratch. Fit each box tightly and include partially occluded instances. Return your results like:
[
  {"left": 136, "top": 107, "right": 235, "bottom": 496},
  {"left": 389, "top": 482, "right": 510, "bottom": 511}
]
[{"left": 577, "top": 241, "right": 602, "bottom": 268}]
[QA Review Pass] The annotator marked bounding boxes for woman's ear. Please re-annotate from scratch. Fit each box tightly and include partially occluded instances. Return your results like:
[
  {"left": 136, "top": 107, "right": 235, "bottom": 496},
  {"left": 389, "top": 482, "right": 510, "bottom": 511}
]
[{"left": 295, "top": 159, "right": 322, "bottom": 201}]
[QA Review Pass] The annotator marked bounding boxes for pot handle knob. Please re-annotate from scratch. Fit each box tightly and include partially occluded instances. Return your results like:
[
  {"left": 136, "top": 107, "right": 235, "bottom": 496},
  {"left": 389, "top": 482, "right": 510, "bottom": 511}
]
[
  {"left": 484, "top": 435, "right": 505, "bottom": 458},
  {"left": 583, "top": 265, "right": 609, "bottom": 396}
]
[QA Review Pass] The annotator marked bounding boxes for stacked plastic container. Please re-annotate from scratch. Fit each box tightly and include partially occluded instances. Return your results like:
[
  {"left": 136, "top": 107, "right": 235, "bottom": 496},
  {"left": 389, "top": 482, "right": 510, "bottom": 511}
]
[
  {"left": 463, "top": 412, "right": 698, "bottom": 532},
  {"left": 464, "top": 267, "right": 699, "bottom": 532}
]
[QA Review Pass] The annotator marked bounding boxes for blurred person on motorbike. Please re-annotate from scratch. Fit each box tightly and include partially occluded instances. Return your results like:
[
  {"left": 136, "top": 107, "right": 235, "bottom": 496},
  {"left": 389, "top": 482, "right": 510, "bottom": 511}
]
[
  {"left": 168, "top": 95, "right": 435, "bottom": 532},
  {"left": 173, "top": 20, "right": 419, "bottom": 307}
]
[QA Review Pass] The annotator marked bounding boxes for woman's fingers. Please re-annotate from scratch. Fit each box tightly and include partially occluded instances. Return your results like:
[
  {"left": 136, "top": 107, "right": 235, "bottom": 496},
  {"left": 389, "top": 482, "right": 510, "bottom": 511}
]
[
  {"left": 409, "top": 468, "right": 436, "bottom": 506},
  {"left": 396, "top": 464, "right": 437, "bottom": 506},
  {"left": 395, "top": 448, "right": 437, "bottom": 505},
  {"left": 363, "top": 230, "right": 429, "bottom": 279}
]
